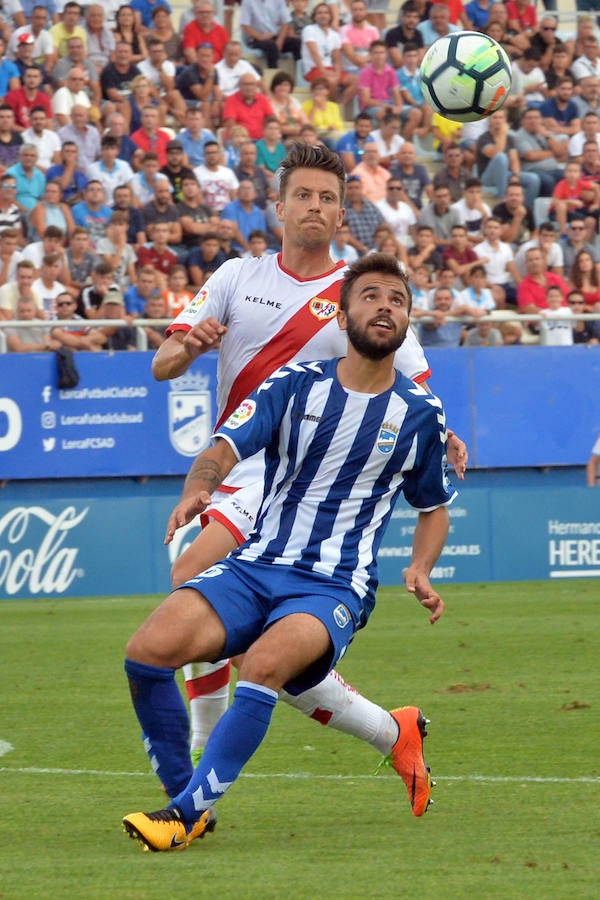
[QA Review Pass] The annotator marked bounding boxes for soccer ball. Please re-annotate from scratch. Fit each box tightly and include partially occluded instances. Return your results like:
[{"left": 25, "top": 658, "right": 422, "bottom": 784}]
[{"left": 420, "top": 31, "right": 512, "bottom": 123}]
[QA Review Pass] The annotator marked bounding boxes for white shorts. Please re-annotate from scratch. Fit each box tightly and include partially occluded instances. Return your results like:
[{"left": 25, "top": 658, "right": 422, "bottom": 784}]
[{"left": 201, "top": 482, "right": 265, "bottom": 545}]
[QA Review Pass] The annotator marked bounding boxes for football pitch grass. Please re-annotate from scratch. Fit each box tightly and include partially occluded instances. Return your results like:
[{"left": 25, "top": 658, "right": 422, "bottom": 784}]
[{"left": 1, "top": 581, "right": 598, "bottom": 900}]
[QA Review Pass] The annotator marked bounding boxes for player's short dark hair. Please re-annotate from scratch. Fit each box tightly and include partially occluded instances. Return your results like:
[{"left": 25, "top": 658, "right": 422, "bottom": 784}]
[
  {"left": 278, "top": 141, "right": 346, "bottom": 204},
  {"left": 340, "top": 253, "right": 412, "bottom": 313}
]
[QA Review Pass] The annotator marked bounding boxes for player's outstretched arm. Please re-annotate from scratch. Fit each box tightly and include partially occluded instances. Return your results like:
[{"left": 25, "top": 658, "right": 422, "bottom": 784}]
[
  {"left": 152, "top": 318, "right": 227, "bottom": 381},
  {"left": 164, "top": 438, "right": 238, "bottom": 544},
  {"left": 404, "top": 506, "right": 449, "bottom": 624}
]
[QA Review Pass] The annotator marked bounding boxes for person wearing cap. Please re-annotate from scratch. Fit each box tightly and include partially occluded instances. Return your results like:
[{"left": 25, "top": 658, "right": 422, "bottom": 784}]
[
  {"left": 97, "top": 288, "right": 138, "bottom": 349},
  {"left": 182, "top": 2, "right": 229, "bottom": 66},
  {"left": 8, "top": 8, "right": 57, "bottom": 74},
  {"left": 160, "top": 140, "right": 195, "bottom": 202}
]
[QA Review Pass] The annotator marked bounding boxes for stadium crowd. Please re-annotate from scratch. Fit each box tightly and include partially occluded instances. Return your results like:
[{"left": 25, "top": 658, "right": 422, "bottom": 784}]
[{"left": 0, "top": 0, "right": 599, "bottom": 351}]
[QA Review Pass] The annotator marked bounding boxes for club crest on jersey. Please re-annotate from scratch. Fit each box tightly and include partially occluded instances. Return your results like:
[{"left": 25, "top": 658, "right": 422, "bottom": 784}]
[
  {"left": 225, "top": 399, "right": 256, "bottom": 429},
  {"left": 168, "top": 371, "right": 212, "bottom": 457},
  {"left": 309, "top": 297, "right": 338, "bottom": 321},
  {"left": 377, "top": 423, "right": 399, "bottom": 455},
  {"left": 188, "top": 287, "right": 209, "bottom": 312},
  {"left": 333, "top": 604, "right": 351, "bottom": 628}
]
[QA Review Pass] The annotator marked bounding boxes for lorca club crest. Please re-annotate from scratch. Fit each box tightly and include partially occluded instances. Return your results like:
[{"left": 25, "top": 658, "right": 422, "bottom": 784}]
[
  {"left": 377, "top": 423, "right": 399, "bottom": 455},
  {"left": 309, "top": 297, "right": 338, "bottom": 320},
  {"left": 168, "top": 371, "right": 212, "bottom": 456}
]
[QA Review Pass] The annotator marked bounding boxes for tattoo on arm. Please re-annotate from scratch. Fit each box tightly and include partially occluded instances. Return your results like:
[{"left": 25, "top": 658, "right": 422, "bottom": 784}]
[{"left": 184, "top": 456, "right": 223, "bottom": 494}]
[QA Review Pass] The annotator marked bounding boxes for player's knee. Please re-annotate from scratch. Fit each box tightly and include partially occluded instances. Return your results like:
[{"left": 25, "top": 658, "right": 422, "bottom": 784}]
[{"left": 238, "top": 646, "right": 285, "bottom": 691}]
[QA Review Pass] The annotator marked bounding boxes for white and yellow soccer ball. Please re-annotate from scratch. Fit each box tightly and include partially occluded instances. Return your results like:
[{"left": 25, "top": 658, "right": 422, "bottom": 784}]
[{"left": 420, "top": 31, "right": 512, "bottom": 123}]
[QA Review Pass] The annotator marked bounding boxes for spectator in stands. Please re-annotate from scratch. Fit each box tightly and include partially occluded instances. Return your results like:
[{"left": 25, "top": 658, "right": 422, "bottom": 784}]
[
  {"left": 50, "top": 2, "right": 86, "bottom": 59},
  {"left": 222, "top": 74, "right": 274, "bottom": 142},
  {"left": 100, "top": 41, "right": 141, "bottom": 117},
  {"left": 562, "top": 218, "right": 598, "bottom": 281},
  {"left": 430, "top": 264, "right": 462, "bottom": 306},
  {"left": 540, "top": 76, "right": 580, "bottom": 138},
  {"left": 32, "top": 251, "right": 67, "bottom": 317},
  {"left": 385, "top": 2, "right": 424, "bottom": 69},
  {"left": 499, "top": 320, "right": 523, "bottom": 345},
  {"left": 301, "top": 77, "right": 345, "bottom": 149},
  {"left": 85, "top": 5, "right": 116, "bottom": 73},
  {"left": 517, "top": 245, "right": 569, "bottom": 313},
  {"left": 340, "top": 0, "right": 380, "bottom": 80},
  {"left": 569, "top": 289, "right": 600, "bottom": 346},
  {"left": 513, "top": 107, "right": 567, "bottom": 198},
  {"left": 97, "top": 211, "right": 137, "bottom": 289},
  {"left": 149, "top": 5, "right": 182, "bottom": 62},
  {"left": 370, "top": 110, "right": 404, "bottom": 169},
  {"left": 475, "top": 216, "right": 521, "bottom": 308},
  {"left": 131, "top": 105, "right": 172, "bottom": 169},
  {"left": 528, "top": 15, "right": 565, "bottom": 72},
  {"left": 183, "top": 2, "right": 229, "bottom": 66},
  {"left": 159, "top": 140, "right": 195, "bottom": 203},
  {"left": 330, "top": 221, "right": 359, "bottom": 264},
  {"left": 8, "top": 65, "right": 53, "bottom": 132},
  {"left": 511, "top": 49, "right": 547, "bottom": 110},
  {"left": 162, "top": 263, "right": 193, "bottom": 317},
  {"left": 175, "top": 42, "right": 222, "bottom": 128},
  {"left": 80, "top": 260, "right": 117, "bottom": 318},
  {"left": 476, "top": 110, "right": 539, "bottom": 212},
  {"left": 0, "top": 174, "right": 25, "bottom": 241},
  {"left": 416, "top": 184, "right": 461, "bottom": 248},
  {"left": 86, "top": 136, "right": 135, "bottom": 204},
  {"left": 130, "top": 151, "right": 170, "bottom": 206},
  {"left": 7, "top": 9, "right": 56, "bottom": 77},
  {"left": 4, "top": 295, "right": 58, "bottom": 351},
  {"left": 343, "top": 173, "right": 385, "bottom": 256},
  {"left": 569, "top": 248, "right": 600, "bottom": 307},
  {"left": 175, "top": 173, "right": 218, "bottom": 258},
  {"left": 220, "top": 179, "right": 267, "bottom": 253},
  {"left": 451, "top": 177, "right": 490, "bottom": 246},
  {"left": 408, "top": 262, "right": 433, "bottom": 316},
  {"left": 113, "top": 184, "right": 146, "bottom": 247},
  {"left": 231, "top": 140, "right": 269, "bottom": 210},
  {"left": 573, "top": 76, "right": 600, "bottom": 118},
  {"left": 506, "top": 0, "right": 538, "bottom": 40},
  {"left": 256, "top": 117, "right": 286, "bottom": 174},
  {"left": 141, "top": 176, "right": 182, "bottom": 245},
  {"left": 375, "top": 177, "right": 415, "bottom": 244},
  {"left": 0, "top": 105, "right": 23, "bottom": 174},
  {"left": 0, "top": 37, "right": 20, "bottom": 104},
  {"left": 442, "top": 224, "right": 481, "bottom": 290},
  {"left": 63, "top": 226, "right": 97, "bottom": 297},
  {"left": 462, "top": 320, "right": 503, "bottom": 347},
  {"left": 187, "top": 230, "right": 227, "bottom": 286},
  {"left": 569, "top": 113, "right": 600, "bottom": 163},
  {"left": 52, "top": 35, "right": 101, "bottom": 112},
  {"left": 19, "top": 223, "right": 66, "bottom": 273},
  {"left": 514, "top": 220, "right": 564, "bottom": 278},
  {"left": 46, "top": 142, "right": 88, "bottom": 206},
  {"left": 300, "top": 3, "right": 349, "bottom": 103},
  {"left": 433, "top": 143, "right": 470, "bottom": 204},
  {"left": 350, "top": 143, "right": 389, "bottom": 202},
  {"left": 21, "top": 107, "right": 59, "bottom": 174},
  {"left": 58, "top": 105, "right": 101, "bottom": 173},
  {"left": 396, "top": 42, "right": 430, "bottom": 142},
  {"left": 538, "top": 284, "right": 574, "bottom": 346},
  {"left": 97, "top": 289, "right": 137, "bottom": 350},
  {"left": 123, "top": 263, "right": 160, "bottom": 316},
  {"left": 0, "top": 258, "right": 42, "bottom": 318},
  {"left": 0, "top": 223, "right": 19, "bottom": 279},
  {"left": 6, "top": 143, "right": 44, "bottom": 211},
  {"left": 407, "top": 224, "right": 443, "bottom": 279},
  {"left": 176, "top": 105, "right": 217, "bottom": 169},
  {"left": 550, "top": 161, "right": 598, "bottom": 237},
  {"left": 336, "top": 112, "right": 374, "bottom": 172},
  {"left": 28, "top": 180, "right": 75, "bottom": 241},
  {"left": 390, "top": 140, "right": 432, "bottom": 211},
  {"left": 125, "top": 74, "right": 163, "bottom": 134},
  {"left": 572, "top": 37, "right": 600, "bottom": 82},
  {"left": 216, "top": 40, "right": 261, "bottom": 100},
  {"left": 240, "top": 227, "right": 269, "bottom": 259},
  {"left": 71, "top": 180, "right": 112, "bottom": 250},
  {"left": 418, "top": 286, "right": 464, "bottom": 348},
  {"left": 52, "top": 67, "right": 91, "bottom": 129},
  {"left": 458, "top": 263, "right": 496, "bottom": 315},
  {"left": 12, "top": 30, "right": 42, "bottom": 84},
  {"left": 194, "top": 140, "right": 239, "bottom": 213},
  {"left": 543, "top": 43, "right": 574, "bottom": 99},
  {"left": 358, "top": 39, "right": 403, "bottom": 122},
  {"left": 138, "top": 290, "right": 168, "bottom": 348},
  {"left": 135, "top": 220, "right": 177, "bottom": 290},
  {"left": 240, "top": 0, "right": 301, "bottom": 69},
  {"left": 268, "top": 71, "right": 309, "bottom": 141},
  {"left": 103, "top": 112, "right": 136, "bottom": 166},
  {"left": 113, "top": 5, "right": 147, "bottom": 65},
  {"left": 49, "top": 290, "right": 105, "bottom": 350},
  {"left": 417, "top": 4, "right": 459, "bottom": 46}
]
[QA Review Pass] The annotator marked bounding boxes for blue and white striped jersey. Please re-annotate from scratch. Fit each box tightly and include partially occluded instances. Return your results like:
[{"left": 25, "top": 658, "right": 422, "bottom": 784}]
[{"left": 215, "top": 358, "right": 456, "bottom": 608}]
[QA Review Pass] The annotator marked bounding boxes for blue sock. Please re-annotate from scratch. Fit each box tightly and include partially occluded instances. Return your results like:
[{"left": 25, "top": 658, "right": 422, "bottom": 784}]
[
  {"left": 171, "top": 681, "right": 277, "bottom": 825},
  {"left": 124, "top": 658, "right": 193, "bottom": 798}
]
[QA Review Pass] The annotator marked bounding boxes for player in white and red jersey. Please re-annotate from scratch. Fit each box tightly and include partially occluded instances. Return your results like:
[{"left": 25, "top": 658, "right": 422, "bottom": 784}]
[{"left": 151, "top": 143, "right": 467, "bottom": 796}]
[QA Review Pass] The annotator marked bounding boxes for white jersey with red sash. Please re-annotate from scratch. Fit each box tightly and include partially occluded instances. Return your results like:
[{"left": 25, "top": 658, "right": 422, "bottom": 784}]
[{"left": 167, "top": 253, "right": 431, "bottom": 490}]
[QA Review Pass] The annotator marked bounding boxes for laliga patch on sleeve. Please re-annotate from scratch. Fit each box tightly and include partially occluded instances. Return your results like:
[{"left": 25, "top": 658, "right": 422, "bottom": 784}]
[
  {"left": 189, "top": 287, "right": 209, "bottom": 311},
  {"left": 224, "top": 399, "right": 256, "bottom": 429}
]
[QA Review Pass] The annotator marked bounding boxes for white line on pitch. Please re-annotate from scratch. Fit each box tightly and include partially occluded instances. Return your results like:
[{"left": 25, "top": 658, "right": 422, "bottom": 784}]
[{"left": 0, "top": 766, "right": 598, "bottom": 784}]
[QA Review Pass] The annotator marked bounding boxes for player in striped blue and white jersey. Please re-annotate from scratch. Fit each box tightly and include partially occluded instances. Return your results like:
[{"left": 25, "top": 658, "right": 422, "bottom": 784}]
[{"left": 123, "top": 253, "right": 456, "bottom": 851}]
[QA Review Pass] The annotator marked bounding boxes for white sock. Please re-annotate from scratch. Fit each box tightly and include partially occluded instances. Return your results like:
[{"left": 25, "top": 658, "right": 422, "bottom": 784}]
[
  {"left": 280, "top": 669, "right": 399, "bottom": 755},
  {"left": 183, "top": 660, "right": 231, "bottom": 751}
]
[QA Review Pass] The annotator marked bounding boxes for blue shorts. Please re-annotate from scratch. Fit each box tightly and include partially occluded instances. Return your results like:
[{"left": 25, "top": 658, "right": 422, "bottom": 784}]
[{"left": 181, "top": 557, "right": 365, "bottom": 695}]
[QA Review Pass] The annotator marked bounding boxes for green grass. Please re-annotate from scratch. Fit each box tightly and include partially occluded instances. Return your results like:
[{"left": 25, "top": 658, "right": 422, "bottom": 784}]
[{"left": 1, "top": 582, "right": 599, "bottom": 899}]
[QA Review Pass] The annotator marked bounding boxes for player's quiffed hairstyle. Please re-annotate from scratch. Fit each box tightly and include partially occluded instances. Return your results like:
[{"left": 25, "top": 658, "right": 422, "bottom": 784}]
[
  {"left": 278, "top": 141, "right": 346, "bottom": 204},
  {"left": 340, "top": 253, "right": 412, "bottom": 313}
]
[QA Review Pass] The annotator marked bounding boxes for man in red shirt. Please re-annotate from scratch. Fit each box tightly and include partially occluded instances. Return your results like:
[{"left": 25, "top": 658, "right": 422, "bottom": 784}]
[
  {"left": 551, "top": 160, "right": 598, "bottom": 236},
  {"left": 517, "top": 246, "right": 569, "bottom": 313},
  {"left": 136, "top": 220, "right": 178, "bottom": 290},
  {"left": 131, "top": 105, "right": 172, "bottom": 168},
  {"left": 5, "top": 66, "right": 52, "bottom": 130},
  {"left": 182, "top": 2, "right": 229, "bottom": 65},
  {"left": 222, "top": 74, "right": 274, "bottom": 141}
]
